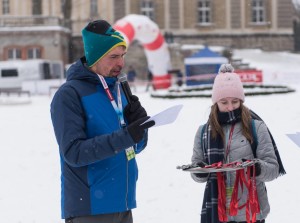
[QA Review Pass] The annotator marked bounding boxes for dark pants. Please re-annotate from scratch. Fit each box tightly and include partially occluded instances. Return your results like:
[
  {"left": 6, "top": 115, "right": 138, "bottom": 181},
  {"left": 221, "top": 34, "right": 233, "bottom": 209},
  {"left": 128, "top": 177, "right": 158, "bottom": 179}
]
[
  {"left": 65, "top": 210, "right": 133, "bottom": 223},
  {"left": 227, "top": 220, "right": 265, "bottom": 223}
]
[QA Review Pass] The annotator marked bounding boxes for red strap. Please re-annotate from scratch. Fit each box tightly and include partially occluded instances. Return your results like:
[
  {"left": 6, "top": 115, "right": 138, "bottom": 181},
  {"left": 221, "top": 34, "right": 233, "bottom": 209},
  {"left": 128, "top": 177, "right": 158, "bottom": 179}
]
[
  {"left": 210, "top": 161, "right": 260, "bottom": 223},
  {"left": 228, "top": 166, "right": 260, "bottom": 223},
  {"left": 225, "top": 124, "right": 235, "bottom": 159},
  {"left": 217, "top": 172, "right": 227, "bottom": 222},
  {"left": 229, "top": 169, "right": 247, "bottom": 216},
  {"left": 248, "top": 166, "right": 260, "bottom": 223}
]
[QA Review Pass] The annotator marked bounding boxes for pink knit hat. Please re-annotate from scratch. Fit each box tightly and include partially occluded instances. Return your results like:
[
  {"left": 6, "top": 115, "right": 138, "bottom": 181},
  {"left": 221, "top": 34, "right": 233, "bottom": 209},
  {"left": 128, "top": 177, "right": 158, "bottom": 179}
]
[{"left": 211, "top": 69, "right": 245, "bottom": 103}]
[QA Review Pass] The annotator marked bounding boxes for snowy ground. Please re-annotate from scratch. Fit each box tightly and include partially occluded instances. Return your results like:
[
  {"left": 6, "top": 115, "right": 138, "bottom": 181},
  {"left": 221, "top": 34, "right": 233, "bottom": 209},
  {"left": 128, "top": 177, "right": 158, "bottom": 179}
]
[{"left": 1, "top": 49, "right": 300, "bottom": 222}]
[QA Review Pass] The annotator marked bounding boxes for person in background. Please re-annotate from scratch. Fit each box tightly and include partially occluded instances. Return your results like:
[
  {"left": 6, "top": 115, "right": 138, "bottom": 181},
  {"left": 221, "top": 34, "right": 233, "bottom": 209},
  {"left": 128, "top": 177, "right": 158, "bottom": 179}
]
[
  {"left": 190, "top": 64, "right": 284, "bottom": 223},
  {"left": 176, "top": 70, "right": 183, "bottom": 87},
  {"left": 145, "top": 68, "right": 154, "bottom": 92},
  {"left": 127, "top": 65, "right": 137, "bottom": 92},
  {"left": 50, "top": 19, "right": 155, "bottom": 223}
]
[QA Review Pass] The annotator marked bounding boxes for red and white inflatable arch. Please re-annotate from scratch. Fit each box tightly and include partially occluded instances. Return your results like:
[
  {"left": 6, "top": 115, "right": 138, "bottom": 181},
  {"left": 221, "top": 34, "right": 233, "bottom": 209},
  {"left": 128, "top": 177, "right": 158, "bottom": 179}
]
[{"left": 114, "top": 14, "right": 172, "bottom": 89}]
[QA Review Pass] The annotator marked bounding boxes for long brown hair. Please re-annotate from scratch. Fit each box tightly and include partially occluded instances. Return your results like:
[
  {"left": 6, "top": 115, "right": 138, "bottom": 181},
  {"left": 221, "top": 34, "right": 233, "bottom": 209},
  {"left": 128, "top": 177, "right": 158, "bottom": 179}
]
[{"left": 208, "top": 102, "right": 253, "bottom": 144}]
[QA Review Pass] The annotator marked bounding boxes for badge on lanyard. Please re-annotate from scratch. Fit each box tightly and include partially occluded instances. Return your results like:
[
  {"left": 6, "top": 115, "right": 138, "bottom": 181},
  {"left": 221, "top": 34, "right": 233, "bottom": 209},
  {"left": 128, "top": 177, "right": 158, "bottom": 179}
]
[
  {"left": 98, "top": 74, "right": 136, "bottom": 161},
  {"left": 125, "top": 147, "right": 135, "bottom": 161}
]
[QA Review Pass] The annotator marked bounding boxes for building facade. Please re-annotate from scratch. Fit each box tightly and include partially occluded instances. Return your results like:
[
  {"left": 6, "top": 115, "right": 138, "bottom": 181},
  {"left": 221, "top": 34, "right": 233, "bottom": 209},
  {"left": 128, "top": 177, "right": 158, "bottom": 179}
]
[{"left": 0, "top": 0, "right": 297, "bottom": 67}]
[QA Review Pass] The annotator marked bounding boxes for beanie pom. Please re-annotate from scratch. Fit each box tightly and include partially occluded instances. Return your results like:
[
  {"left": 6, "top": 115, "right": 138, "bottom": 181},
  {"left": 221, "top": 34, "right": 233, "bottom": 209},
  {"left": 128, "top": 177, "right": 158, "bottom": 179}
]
[{"left": 218, "top": 63, "right": 234, "bottom": 73}]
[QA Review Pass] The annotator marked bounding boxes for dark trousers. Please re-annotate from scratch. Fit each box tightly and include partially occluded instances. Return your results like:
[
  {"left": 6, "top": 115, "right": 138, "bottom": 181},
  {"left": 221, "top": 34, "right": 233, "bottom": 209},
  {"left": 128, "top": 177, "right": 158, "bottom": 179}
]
[
  {"left": 227, "top": 220, "right": 265, "bottom": 223},
  {"left": 65, "top": 210, "right": 133, "bottom": 223}
]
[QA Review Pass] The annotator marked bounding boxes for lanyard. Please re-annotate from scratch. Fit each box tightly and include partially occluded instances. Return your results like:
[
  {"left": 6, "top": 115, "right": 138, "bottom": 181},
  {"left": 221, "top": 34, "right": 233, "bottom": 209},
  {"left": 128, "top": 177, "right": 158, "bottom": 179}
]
[
  {"left": 97, "top": 74, "right": 126, "bottom": 127},
  {"left": 217, "top": 163, "right": 260, "bottom": 223},
  {"left": 225, "top": 124, "right": 235, "bottom": 161}
]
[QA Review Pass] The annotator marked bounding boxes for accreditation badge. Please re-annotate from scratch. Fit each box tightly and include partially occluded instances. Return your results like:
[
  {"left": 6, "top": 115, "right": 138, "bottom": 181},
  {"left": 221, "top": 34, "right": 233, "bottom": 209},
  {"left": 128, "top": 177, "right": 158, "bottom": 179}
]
[{"left": 125, "top": 146, "right": 135, "bottom": 161}]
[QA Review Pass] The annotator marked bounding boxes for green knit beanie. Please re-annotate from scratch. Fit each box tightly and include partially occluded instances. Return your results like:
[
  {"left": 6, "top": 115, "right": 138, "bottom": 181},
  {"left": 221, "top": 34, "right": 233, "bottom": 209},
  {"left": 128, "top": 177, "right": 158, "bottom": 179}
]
[{"left": 82, "top": 20, "right": 127, "bottom": 67}]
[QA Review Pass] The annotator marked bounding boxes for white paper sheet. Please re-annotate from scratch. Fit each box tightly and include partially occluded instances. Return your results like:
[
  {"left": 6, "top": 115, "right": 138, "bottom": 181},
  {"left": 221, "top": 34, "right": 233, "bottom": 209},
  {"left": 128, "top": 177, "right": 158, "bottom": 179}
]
[
  {"left": 143, "top": 104, "right": 183, "bottom": 127},
  {"left": 286, "top": 132, "right": 300, "bottom": 147}
]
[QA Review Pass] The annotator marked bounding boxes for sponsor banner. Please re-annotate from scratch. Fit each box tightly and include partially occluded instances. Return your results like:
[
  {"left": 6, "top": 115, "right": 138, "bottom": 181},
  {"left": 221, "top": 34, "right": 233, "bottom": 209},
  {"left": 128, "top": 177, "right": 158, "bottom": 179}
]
[{"left": 235, "top": 69, "right": 263, "bottom": 83}]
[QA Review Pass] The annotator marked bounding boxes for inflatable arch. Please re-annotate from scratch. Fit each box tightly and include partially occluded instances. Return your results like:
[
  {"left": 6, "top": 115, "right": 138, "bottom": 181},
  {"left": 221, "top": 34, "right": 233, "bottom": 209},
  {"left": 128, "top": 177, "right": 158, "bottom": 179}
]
[{"left": 114, "top": 14, "right": 172, "bottom": 89}]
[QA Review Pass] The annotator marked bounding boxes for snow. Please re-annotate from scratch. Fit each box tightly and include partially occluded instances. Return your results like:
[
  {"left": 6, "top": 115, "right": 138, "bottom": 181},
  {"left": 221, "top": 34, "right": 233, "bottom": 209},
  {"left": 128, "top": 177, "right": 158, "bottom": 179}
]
[{"left": 1, "top": 49, "right": 300, "bottom": 222}]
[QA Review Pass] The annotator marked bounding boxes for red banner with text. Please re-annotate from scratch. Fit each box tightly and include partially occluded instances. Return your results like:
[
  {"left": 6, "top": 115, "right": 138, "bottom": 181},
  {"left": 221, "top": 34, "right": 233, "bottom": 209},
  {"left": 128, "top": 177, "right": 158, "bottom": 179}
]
[{"left": 235, "top": 69, "right": 263, "bottom": 83}]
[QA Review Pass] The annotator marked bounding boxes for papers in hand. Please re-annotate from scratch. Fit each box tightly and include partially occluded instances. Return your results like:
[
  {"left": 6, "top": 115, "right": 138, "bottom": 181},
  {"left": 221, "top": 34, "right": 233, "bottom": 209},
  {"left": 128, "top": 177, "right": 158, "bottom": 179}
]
[
  {"left": 286, "top": 132, "right": 300, "bottom": 147},
  {"left": 142, "top": 104, "right": 183, "bottom": 127}
]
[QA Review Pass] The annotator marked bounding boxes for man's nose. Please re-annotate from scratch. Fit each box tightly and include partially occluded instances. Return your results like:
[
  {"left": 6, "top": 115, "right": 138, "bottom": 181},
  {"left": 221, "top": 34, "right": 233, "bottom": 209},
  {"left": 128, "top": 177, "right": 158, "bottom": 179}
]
[{"left": 117, "top": 57, "right": 125, "bottom": 67}]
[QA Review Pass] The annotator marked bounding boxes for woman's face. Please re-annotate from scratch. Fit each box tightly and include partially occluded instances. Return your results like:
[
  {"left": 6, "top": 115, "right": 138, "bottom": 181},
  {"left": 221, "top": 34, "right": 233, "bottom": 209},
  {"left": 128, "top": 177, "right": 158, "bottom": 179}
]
[{"left": 217, "top": 97, "right": 241, "bottom": 112}]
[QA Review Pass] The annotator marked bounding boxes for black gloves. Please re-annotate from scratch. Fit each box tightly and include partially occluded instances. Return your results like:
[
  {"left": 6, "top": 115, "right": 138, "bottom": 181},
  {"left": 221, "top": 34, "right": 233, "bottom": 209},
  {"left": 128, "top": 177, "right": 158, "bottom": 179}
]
[
  {"left": 124, "top": 95, "right": 147, "bottom": 124},
  {"left": 180, "top": 161, "right": 209, "bottom": 178},
  {"left": 127, "top": 116, "right": 155, "bottom": 143},
  {"left": 181, "top": 161, "right": 207, "bottom": 170},
  {"left": 250, "top": 162, "right": 261, "bottom": 177},
  {"left": 193, "top": 161, "right": 209, "bottom": 178},
  {"left": 242, "top": 159, "right": 261, "bottom": 177},
  {"left": 124, "top": 96, "right": 154, "bottom": 143}
]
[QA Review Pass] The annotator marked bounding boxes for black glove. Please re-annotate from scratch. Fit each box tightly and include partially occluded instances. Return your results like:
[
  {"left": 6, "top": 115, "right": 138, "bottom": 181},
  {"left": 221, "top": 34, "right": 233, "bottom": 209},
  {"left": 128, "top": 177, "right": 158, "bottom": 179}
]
[
  {"left": 250, "top": 162, "right": 261, "bottom": 177},
  {"left": 242, "top": 159, "right": 261, "bottom": 177},
  {"left": 180, "top": 161, "right": 206, "bottom": 169},
  {"left": 124, "top": 95, "right": 147, "bottom": 124},
  {"left": 194, "top": 161, "right": 209, "bottom": 178},
  {"left": 127, "top": 116, "right": 155, "bottom": 143}
]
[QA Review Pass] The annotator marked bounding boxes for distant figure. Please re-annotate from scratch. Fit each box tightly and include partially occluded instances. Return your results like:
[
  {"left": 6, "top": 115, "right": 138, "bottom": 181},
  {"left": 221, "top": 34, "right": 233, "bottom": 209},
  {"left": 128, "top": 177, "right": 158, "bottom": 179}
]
[
  {"left": 176, "top": 70, "right": 183, "bottom": 87},
  {"left": 127, "top": 65, "right": 137, "bottom": 92},
  {"left": 145, "top": 69, "right": 154, "bottom": 92}
]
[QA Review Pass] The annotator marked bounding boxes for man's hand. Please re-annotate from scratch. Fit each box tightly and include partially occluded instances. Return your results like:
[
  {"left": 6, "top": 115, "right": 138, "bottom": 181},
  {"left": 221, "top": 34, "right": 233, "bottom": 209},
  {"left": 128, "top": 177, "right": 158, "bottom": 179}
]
[
  {"left": 124, "top": 95, "right": 147, "bottom": 124},
  {"left": 127, "top": 116, "right": 155, "bottom": 143}
]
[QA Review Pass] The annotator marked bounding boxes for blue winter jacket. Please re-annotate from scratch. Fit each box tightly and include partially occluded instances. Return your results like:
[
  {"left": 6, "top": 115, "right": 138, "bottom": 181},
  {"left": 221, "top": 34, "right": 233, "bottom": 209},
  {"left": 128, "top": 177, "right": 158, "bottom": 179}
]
[{"left": 50, "top": 57, "right": 148, "bottom": 219}]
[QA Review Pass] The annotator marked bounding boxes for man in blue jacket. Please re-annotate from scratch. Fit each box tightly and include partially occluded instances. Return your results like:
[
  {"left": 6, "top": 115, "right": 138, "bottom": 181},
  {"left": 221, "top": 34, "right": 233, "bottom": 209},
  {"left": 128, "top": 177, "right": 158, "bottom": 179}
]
[{"left": 50, "top": 19, "right": 155, "bottom": 223}]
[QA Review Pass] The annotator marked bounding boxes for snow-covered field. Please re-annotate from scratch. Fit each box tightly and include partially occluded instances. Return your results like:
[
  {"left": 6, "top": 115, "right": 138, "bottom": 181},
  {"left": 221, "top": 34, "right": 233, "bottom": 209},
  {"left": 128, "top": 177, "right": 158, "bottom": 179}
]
[{"left": 1, "top": 49, "right": 300, "bottom": 222}]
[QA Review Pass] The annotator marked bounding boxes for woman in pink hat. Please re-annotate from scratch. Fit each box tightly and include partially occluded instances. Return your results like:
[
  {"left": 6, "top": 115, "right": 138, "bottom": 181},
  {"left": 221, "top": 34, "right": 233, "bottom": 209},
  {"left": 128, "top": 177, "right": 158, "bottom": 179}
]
[{"left": 190, "top": 64, "right": 285, "bottom": 223}]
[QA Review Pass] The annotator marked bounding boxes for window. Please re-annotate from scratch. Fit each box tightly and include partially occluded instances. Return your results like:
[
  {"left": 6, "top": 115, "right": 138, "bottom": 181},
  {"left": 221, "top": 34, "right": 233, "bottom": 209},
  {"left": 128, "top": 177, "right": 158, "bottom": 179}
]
[
  {"left": 27, "top": 47, "right": 41, "bottom": 59},
  {"left": 8, "top": 48, "right": 22, "bottom": 60},
  {"left": 2, "top": 0, "right": 9, "bottom": 14},
  {"left": 197, "top": 0, "right": 211, "bottom": 24},
  {"left": 42, "top": 62, "right": 51, "bottom": 79},
  {"left": 32, "top": 0, "right": 42, "bottom": 15},
  {"left": 141, "top": 0, "right": 154, "bottom": 20},
  {"left": 251, "top": 0, "right": 265, "bottom": 23},
  {"left": 61, "top": 0, "right": 71, "bottom": 20},
  {"left": 90, "top": 0, "right": 98, "bottom": 17},
  {"left": 1, "top": 69, "right": 18, "bottom": 77},
  {"left": 51, "top": 62, "right": 63, "bottom": 79}
]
